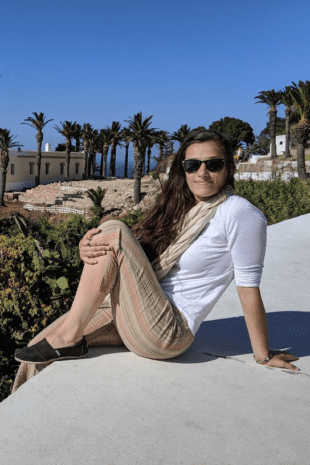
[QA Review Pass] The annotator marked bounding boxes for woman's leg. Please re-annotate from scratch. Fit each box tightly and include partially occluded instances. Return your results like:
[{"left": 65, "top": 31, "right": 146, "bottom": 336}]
[
  {"left": 12, "top": 220, "right": 194, "bottom": 392},
  {"left": 93, "top": 220, "right": 194, "bottom": 360},
  {"left": 46, "top": 219, "right": 193, "bottom": 359}
]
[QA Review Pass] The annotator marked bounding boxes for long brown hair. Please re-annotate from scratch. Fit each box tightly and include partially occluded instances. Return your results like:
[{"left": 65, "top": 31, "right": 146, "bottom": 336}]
[{"left": 132, "top": 129, "right": 236, "bottom": 262}]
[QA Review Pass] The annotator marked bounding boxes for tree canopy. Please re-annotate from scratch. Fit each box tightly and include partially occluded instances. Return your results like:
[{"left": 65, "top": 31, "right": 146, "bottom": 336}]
[{"left": 209, "top": 117, "right": 255, "bottom": 151}]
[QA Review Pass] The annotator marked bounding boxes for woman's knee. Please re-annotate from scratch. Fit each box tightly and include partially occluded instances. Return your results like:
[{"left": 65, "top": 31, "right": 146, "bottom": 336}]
[{"left": 97, "top": 219, "right": 131, "bottom": 235}]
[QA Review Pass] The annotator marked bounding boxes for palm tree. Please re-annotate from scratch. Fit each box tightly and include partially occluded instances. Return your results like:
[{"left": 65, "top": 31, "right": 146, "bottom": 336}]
[
  {"left": 97, "top": 128, "right": 113, "bottom": 177},
  {"left": 255, "top": 90, "right": 282, "bottom": 159},
  {"left": 279, "top": 87, "right": 294, "bottom": 158},
  {"left": 86, "top": 186, "right": 106, "bottom": 218},
  {"left": 21, "top": 112, "right": 53, "bottom": 186},
  {"left": 156, "top": 130, "right": 170, "bottom": 164},
  {"left": 88, "top": 129, "right": 98, "bottom": 177},
  {"left": 125, "top": 112, "right": 157, "bottom": 204},
  {"left": 107, "top": 121, "right": 122, "bottom": 177},
  {"left": 81, "top": 123, "right": 93, "bottom": 179},
  {"left": 146, "top": 138, "right": 157, "bottom": 175},
  {"left": 120, "top": 128, "right": 132, "bottom": 178},
  {"left": 171, "top": 124, "right": 192, "bottom": 148},
  {"left": 289, "top": 80, "right": 310, "bottom": 180},
  {"left": 0, "top": 129, "right": 22, "bottom": 206},
  {"left": 54, "top": 121, "right": 76, "bottom": 182},
  {"left": 74, "top": 123, "right": 82, "bottom": 152}
]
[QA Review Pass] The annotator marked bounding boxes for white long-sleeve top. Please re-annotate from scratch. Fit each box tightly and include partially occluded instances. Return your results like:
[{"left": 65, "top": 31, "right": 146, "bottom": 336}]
[{"left": 160, "top": 194, "right": 268, "bottom": 336}]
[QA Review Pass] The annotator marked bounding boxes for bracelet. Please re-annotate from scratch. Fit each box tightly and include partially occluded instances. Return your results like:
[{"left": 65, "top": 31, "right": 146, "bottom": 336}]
[{"left": 253, "top": 352, "right": 275, "bottom": 365}]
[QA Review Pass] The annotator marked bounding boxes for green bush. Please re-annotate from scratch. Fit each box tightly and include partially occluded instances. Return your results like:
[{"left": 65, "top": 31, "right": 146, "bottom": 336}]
[
  {"left": 119, "top": 210, "right": 146, "bottom": 228},
  {"left": 0, "top": 234, "right": 56, "bottom": 401},
  {"left": 235, "top": 176, "right": 310, "bottom": 225}
]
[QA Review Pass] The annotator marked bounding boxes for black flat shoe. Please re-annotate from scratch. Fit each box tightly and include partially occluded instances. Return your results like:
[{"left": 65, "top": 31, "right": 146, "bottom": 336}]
[{"left": 14, "top": 337, "right": 88, "bottom": 364}]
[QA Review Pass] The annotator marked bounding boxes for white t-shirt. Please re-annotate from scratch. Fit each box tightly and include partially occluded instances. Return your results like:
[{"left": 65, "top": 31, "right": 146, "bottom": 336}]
[{"left": 160, "top": 194, "right": 268, "bottom": 335}]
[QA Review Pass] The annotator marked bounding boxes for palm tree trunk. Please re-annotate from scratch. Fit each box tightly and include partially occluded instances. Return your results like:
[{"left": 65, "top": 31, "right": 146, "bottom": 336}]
[
  {"left": 65, "top": 139, "right": 71, "bottom": 182},
  {"left": 159, "top": 142, "right": 164, "bottom": 160},
  {"left": 0, "top": 169, "right": 7, "bottom": 206},
  {"left": 133, "top": 141, "right": 143, "bottom": 204},
  {"left": 109, "top": 142, "right": 116, "bottom": 177},
  {"left": 75, "top": 137, "right": 80, "bottom": 152},
  {"left": 99, "top": 151, "right": 104, "bottom": 177},
  {"left": 83, "top": 142, "right": 88, "bottom": 179},
  {"left": 284, "top": 108, "right": 291, "bottom": 158},
  {"left": 101, "top": 144, "right": 109, "bottom": 177},
  {"left": 297, "top": 142, "right": 309, "bottom": 180},
  {"left": 147, "top": 146, "right": 152, "bottom": 174},
  {"left": 124, "top": 143, "right": 129, "bottom": 178},
  {"left": 89, "top": 151, "right": 95, "bottom": 176},
  {"left": 269, "top": 108, "right": 277, "bottom": 159},
  {"left": 35, "top": 130, "right": 43, "bottom": 187},
  {"left": 142, "top": 146, "right": 147, "bottom": 176},
  {"left": 0, "top": 155, "right": 9, "bottom": 206}
]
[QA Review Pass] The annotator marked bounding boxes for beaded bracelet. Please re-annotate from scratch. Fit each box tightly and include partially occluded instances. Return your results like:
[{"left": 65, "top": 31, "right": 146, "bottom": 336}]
[{"left": 253, "top": 352, "right": 275, "bottom": 365}]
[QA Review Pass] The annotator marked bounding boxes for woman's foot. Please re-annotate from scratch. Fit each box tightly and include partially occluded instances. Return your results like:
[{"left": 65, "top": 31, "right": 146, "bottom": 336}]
[{"left": 14, "top": 337, "right": 88, "bottom": 364}]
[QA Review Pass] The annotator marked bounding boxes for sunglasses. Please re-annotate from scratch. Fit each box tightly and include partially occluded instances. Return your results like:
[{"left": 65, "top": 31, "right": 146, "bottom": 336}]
[{"left": 182, "top": 158, "right": 227, "bottom": 173}]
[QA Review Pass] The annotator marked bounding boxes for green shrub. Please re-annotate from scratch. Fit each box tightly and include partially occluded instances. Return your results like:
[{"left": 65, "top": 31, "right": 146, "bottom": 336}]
[
  {"left": 150, "top": 170, "right": 158, "bottom": 180},
  {"left": 119, "top": 210, "right": 146, "bottom": 228},
  {"left": 235, "top": 176, "right": 310, "bottom": 225},
  {"left": 0, "top": 234, "right": 56, "bottom": 401}
]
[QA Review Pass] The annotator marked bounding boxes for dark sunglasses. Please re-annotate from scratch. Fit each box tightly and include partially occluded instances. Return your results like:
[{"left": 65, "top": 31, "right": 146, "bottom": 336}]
[{"left": 182, "top": 158, "right": 227, "bottom": 173}]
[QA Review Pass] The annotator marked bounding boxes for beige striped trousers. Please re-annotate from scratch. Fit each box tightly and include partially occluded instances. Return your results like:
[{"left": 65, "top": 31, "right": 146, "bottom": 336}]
[{"left": 12, "top": 220, "right": 194, "bottom": 393}]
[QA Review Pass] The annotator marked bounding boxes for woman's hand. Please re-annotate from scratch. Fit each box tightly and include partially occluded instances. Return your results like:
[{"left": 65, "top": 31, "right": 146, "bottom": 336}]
[
  {"left": 79, "top": 228, "right": 112, "bottom": 265},
  {"left": 255, "top": 351, "right": 300, "bottom": 372}
]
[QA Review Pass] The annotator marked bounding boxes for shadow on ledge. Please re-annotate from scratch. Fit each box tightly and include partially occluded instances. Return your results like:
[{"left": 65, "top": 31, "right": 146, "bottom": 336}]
[{"left": 86, "top": 311, "right": 310, "bottom": 365}]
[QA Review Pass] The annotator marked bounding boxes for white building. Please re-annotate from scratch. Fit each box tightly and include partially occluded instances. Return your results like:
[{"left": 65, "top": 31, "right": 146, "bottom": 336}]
[{"left": 1, "top": 149, "right": 85, "bottom": 192}]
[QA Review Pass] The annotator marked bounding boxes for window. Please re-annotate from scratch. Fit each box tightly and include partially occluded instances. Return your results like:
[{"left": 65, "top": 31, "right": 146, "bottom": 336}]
[
  {"left": 45, "top": 163, "right": 50, "bottom": 175},
  {"left": 29, "top": 163, "right": 34, "bottom": 175},
  {"left": 60, "top": 163, "right": 65, "bottom": 175},
  {"left": 10, "top": 163, "right": 15, "bottom": 175},
  {"left": 75, "top": 163, "right": 79, "bottom": 174}
]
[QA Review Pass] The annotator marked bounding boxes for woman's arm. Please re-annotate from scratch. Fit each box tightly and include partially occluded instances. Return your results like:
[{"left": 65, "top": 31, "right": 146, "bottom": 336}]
[{"left": 237, "top": 286, "right": 299, "bottom": 371}]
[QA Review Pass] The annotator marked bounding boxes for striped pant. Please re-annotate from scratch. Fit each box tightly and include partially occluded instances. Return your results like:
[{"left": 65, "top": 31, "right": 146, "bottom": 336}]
[{"left": 12, "top": 220, "right": 194, "bottom": 393}]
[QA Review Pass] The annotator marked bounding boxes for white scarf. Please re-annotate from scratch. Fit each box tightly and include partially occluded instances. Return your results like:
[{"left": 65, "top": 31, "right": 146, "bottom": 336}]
[{"left": 151, "top": 185, "right": 235, "bottom": 281}]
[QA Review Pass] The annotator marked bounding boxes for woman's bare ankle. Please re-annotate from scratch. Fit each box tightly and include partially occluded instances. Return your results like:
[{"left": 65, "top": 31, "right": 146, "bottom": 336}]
[{"left": 46, "top": 331, "right": 83, "bottom": 349}]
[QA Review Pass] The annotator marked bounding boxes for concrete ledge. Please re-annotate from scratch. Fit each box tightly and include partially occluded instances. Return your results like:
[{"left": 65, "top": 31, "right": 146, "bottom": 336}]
[{"left": 1, "top": 214, "right": 310, "bottom": 465}]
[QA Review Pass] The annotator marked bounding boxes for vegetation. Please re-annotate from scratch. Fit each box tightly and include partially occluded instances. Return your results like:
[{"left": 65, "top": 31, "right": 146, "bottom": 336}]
[
  {"left": 290, "top": 80, "right": 310, "bottom": 180},
  {"left": 125, "top": 112, "right": 158, "bottom": 204},
  {"left": 255, "top": 89, "right": 282, "bottom": 159},
  {"left": 107, "top": 121, "right": 123, "bottom": 177},
  {"left": 86, "top": 186, "right": 106, "bottom": 219},
  {"left": 21, "top": 112, "right": 53, "bottom": 187},
  {"left": 209, "top": 117, "right": 255, "bottom": 151},
  {"left": 171, "top": 124, "right": 192, "bottom": 148},
  {"left": 0, "top": 129, "right": 22, "bottom": 207},
  {"left": 81, "top": 123, "right": 93, "bottom": 180},
  {"left": 54, "top": 121, "right": 77, "bottom": 182},
  {"left": 279, "top": 87, "right": 294, "bottom": 158}
]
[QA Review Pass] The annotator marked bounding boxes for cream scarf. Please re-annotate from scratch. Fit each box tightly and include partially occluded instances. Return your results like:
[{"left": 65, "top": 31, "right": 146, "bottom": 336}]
[{"left": 151, "top": 184, "right": 235, "bottom": 281}]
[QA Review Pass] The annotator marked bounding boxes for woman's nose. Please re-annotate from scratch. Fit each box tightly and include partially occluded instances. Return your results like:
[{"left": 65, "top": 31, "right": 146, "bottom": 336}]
[{"left": 197, "top": 162, "right": 211, "bottom": 176}]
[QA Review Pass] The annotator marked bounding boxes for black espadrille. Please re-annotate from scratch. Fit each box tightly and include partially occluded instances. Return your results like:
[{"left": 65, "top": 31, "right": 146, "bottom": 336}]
[{"left": 14, "top": 337, "right": 88, "bottom": 364}]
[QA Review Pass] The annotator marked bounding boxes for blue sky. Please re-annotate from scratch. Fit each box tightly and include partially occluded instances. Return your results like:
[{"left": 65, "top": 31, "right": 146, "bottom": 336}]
[{"left": 1, "top": 0, "right": 310, "bottom": 170}]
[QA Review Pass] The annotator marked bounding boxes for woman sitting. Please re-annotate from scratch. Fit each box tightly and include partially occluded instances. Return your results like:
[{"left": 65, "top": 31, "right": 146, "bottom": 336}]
[{"left": 13, "top": 129, "right": 299, "bottom": 392}]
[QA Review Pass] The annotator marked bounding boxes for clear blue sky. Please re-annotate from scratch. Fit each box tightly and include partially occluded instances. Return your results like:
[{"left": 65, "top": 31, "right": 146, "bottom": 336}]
[{"left": 1, "top": 0, "right": 310, "bottom": 162}]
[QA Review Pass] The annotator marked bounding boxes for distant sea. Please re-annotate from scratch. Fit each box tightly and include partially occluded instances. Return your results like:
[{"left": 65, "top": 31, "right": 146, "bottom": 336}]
[{"left": 94, "top": 153, "right": 158, "bottom": 178}]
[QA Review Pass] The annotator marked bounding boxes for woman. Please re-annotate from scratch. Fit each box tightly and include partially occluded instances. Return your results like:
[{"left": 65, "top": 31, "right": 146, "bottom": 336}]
[{"left": 13, "top": 129, "right": 299, "bottom": 391}]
